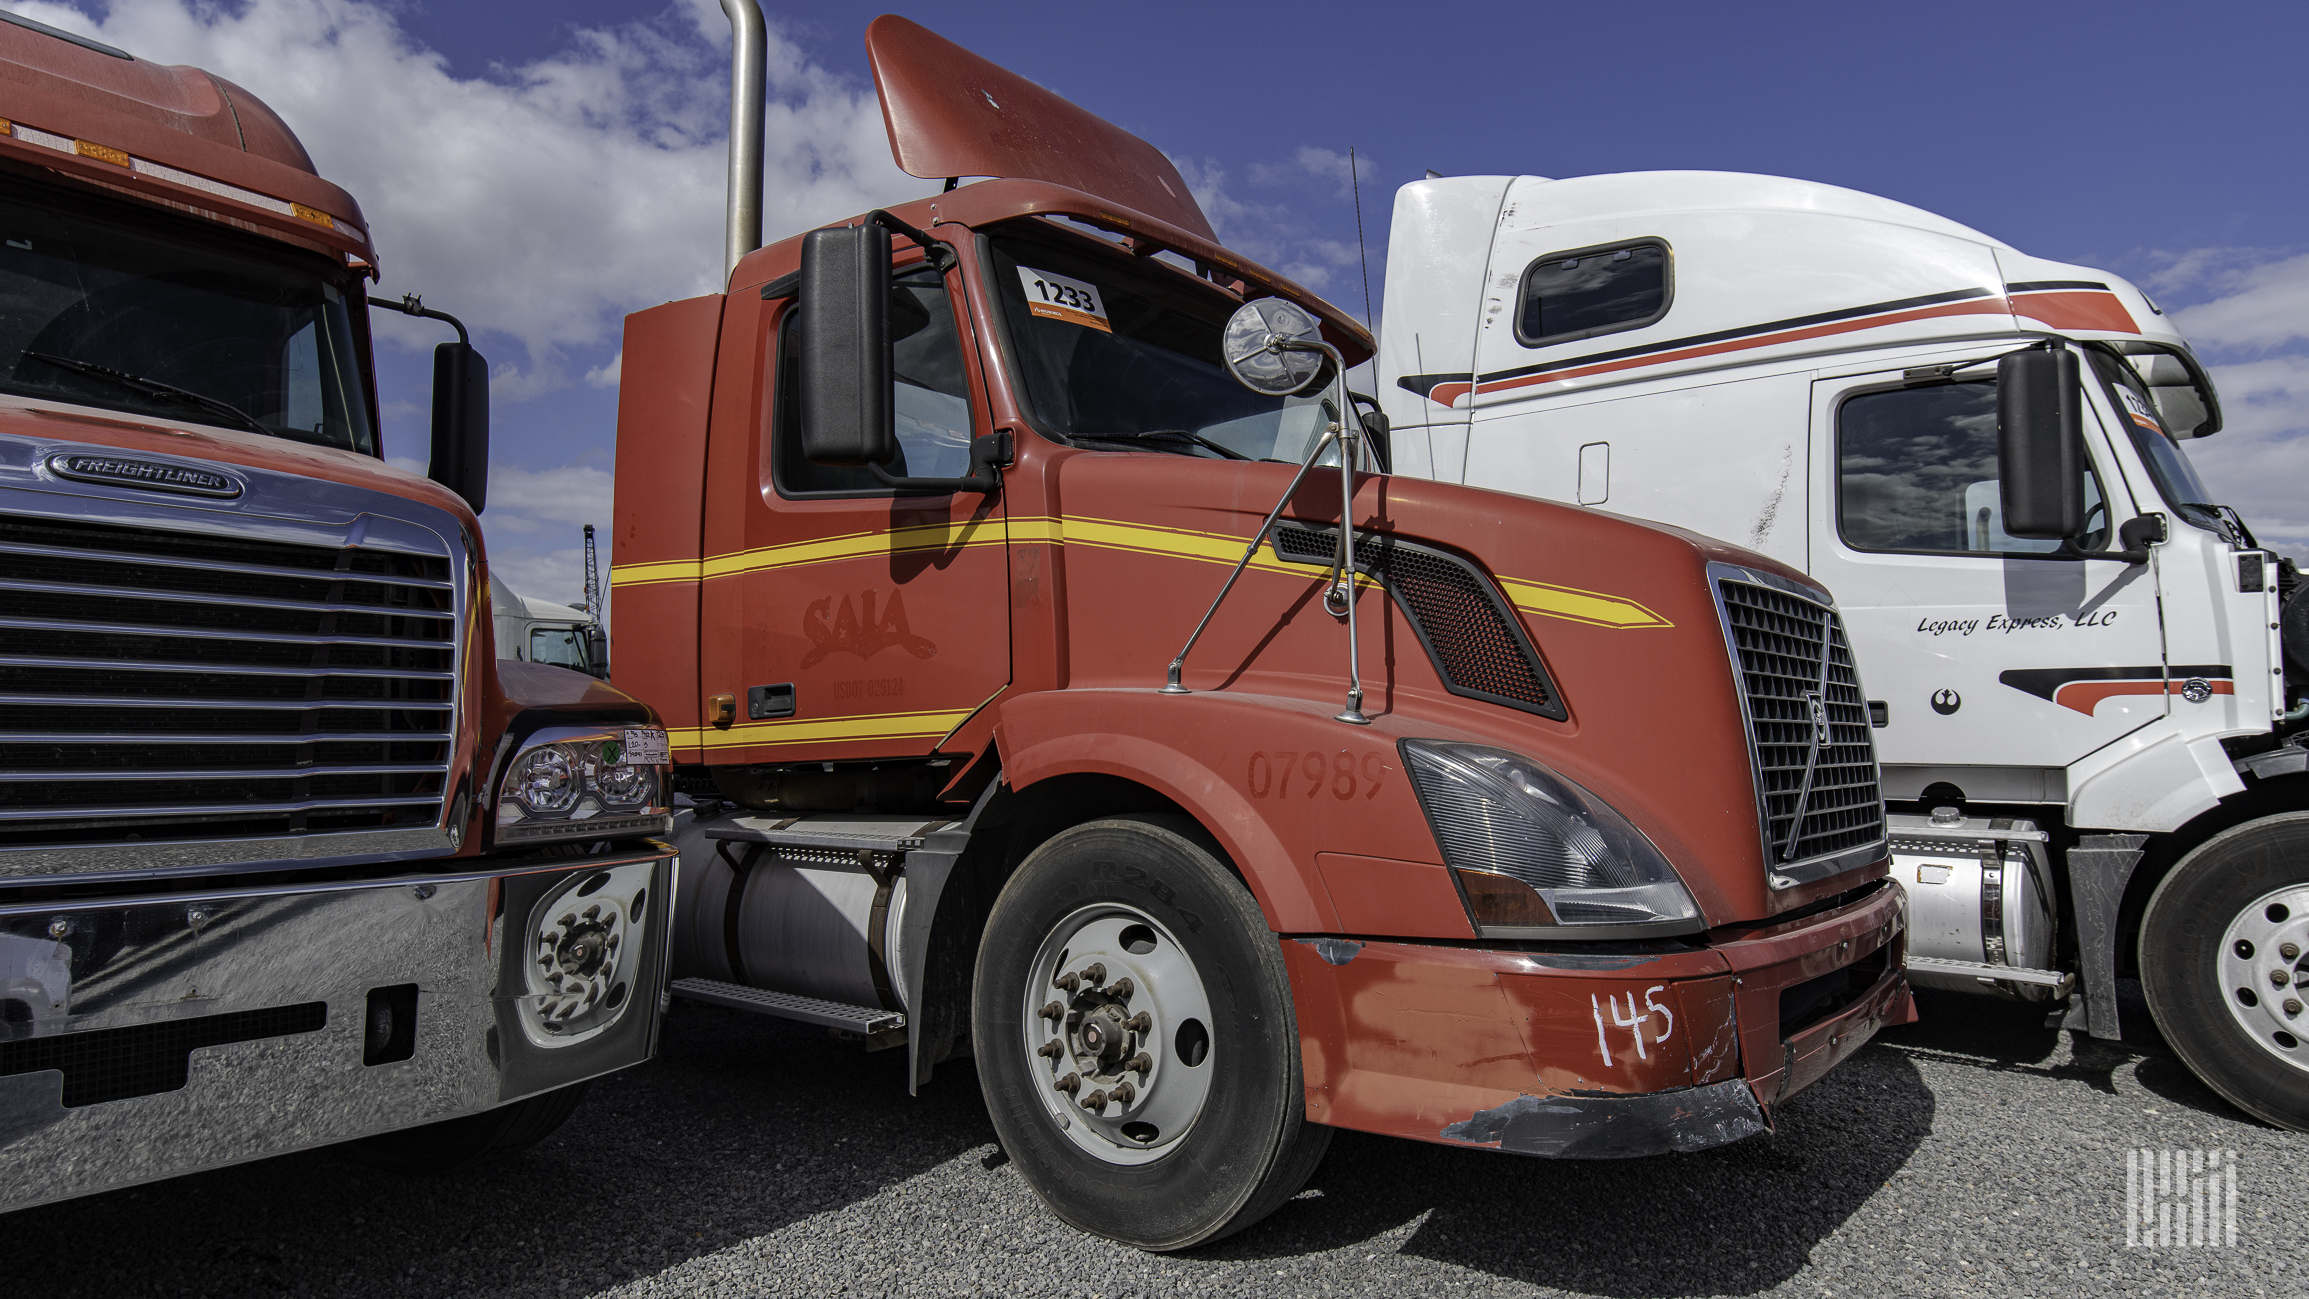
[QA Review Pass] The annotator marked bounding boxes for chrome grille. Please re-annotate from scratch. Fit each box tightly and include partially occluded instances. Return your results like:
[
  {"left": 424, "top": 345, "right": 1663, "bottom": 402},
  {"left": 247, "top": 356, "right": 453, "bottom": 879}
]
[
  {"left": 0, "top": 512, "right": 456, "bottom": 848},
  {"left": 1712, "top": 567, "right": 1884, "bottom": 882}
]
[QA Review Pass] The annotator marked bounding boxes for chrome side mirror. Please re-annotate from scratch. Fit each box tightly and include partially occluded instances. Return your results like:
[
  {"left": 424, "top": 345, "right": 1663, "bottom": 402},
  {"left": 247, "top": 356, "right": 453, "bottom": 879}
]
[{"left": 1221, "top": 298, "right": 1328, "bottom": 396}]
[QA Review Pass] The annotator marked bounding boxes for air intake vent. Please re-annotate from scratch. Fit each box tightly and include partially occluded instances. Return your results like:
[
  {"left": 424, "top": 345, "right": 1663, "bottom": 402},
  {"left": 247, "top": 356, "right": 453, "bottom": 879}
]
[
  {"left": 0, "top": 512, "right": 458, "bottom": 852},
  {"left": 1711, "top": 567, "right": 1885, "bottom": 884},
  {"left": 1272, "top": 525, "right": 1564, "bottom": 720}
]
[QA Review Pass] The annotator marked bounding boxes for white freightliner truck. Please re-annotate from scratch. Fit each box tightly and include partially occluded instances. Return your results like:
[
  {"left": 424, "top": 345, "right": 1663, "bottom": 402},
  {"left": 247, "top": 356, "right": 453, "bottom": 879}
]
[{"left": 1373, "top": 171, "right": 2308, "bottom": 1129}]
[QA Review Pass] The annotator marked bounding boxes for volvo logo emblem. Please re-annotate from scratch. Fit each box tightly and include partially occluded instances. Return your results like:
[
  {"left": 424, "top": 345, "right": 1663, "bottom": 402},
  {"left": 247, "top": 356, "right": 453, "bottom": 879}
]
[
  {"left": 1804, "top": 689, "right": 1831, "bottom": 746},
  {"left": 2180, "top": 677, "right": 2213, "bottom": 703},
  {"left": 47, "top": 453, "right": 241, "bottom": 498},
  {"left": 1931, "top": 689, "right": 1962, "bottom": 715}
]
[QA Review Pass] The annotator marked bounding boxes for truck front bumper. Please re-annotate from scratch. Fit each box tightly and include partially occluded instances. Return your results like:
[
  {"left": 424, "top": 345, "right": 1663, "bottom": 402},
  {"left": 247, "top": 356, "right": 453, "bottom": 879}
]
[
  {"left": 1284, "top": 876, "right": 1912, "bottom": 1159},
  {"left": 0, "top": 843, "right": 675, "bottom": 1213}
]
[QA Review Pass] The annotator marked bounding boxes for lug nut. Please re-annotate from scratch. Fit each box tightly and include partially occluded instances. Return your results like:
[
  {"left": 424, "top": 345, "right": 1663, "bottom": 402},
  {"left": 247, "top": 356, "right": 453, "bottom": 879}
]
[
  {"left": 1037, "top": 1039, "right": 1064, "bottom": 1060},
  {"left": 1111, "top": 1080, "right": 1137, "bottom": 1106},
  {"left": 1125, "top": 1011, "right": 1152, "bottom": 1034},
  {"left": 2281, "top": 943, "right": 2301, "bottom": 961},
  {"left": 1080, "top": 1089, "right": 1109, "bottom": 1111},
  {"left": 1053, "top": 1072, "right": 1080, "bottom": 1094},
  {"left": 1054, "top": 971, "right": 1083, "bottom": 994},
  {"left": 1106, "top": 977, "right": 1135, "bottom": 1000},
  {"left": 1126, "top": 1051, "right": 1153, "bottom": 1075},
  {"left": 2274, "top": 969, "right": 2292, "bottom": 988},
  {"left": 1082, "top": 963, "right": 1107, "bottom": 984},
  {"left": 2287, "top": 999, "right": 2304, "bottom": 1017},
  {"left": 1038, "top": 1001, "right": 1064, "bottom": 1021}
]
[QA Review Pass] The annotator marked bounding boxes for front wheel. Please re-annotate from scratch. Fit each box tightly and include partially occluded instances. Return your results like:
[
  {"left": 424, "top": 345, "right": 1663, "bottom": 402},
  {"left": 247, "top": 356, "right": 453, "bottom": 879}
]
[
  {"left": 2140, "top": 813, "right": 2309, "bottom": 1131},
  {"left": 972, "top": 814, "right": 1330, "bottom": 1250}
]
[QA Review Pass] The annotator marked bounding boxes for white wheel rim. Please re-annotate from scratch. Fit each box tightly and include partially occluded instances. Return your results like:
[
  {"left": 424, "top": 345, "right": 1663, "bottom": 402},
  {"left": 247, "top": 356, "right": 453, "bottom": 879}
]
[
  {"left": 2214, "top": 882, "right": 2309, "bottom": 1075},
  {"left": 1019, "top": 903, "right": 1214, "bottom": 1165}
]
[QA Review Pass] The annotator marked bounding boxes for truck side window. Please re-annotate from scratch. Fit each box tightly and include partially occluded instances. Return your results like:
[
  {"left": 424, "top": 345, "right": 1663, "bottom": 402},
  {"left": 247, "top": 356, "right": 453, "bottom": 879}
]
[
  {"left": 1515, "top": 240, "right": 1671, "bottom": 348},
  {"left": 772, "top": 266, "right": 975, "bottom": 495},
  {"left": 1838, "top": 381, "right": 2109, "bottom": 556}
]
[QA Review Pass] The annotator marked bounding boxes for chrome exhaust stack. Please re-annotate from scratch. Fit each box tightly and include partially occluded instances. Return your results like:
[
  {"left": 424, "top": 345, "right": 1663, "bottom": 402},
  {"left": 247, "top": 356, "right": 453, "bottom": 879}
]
[{"left": 718, "top": 0, "right": 766, "bottom": 282}]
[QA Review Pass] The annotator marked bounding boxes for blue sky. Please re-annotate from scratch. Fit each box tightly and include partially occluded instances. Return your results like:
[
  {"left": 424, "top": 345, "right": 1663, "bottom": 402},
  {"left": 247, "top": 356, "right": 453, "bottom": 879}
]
[{"left": 20, "top": 0, "right": 2309, "bottom": 601}]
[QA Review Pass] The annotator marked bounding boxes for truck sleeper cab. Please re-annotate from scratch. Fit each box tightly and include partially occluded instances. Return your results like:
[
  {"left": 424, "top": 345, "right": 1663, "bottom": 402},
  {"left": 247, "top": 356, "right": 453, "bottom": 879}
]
[
  {"left": 1375, "top": 169, "right": 2309, "bottom": 1131},
  {"left": 611, "top": 15, "right": 1911, "bottom": 1251},
  {"left": 0, "top": 14, "right": 676, "bottom": 1211}
]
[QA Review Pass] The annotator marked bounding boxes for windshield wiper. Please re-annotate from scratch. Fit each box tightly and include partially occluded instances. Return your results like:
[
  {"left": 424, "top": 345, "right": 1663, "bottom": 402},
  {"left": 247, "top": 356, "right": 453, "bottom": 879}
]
[
  {"left": 25, "top": 352, "right": 272, "bottom": 437},
  {"left": 1075, "top": 429, "right": 1251, "bottom": 461}
]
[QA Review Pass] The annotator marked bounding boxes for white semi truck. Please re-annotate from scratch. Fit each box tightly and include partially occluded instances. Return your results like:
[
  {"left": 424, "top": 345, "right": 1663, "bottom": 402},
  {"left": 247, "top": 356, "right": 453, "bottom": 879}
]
[
  {"left": 1373, "top": 171, "right": 2307, "bottom": 1131},
  {"left": 490, "top": 573, "right": 605, "bottom": 678}
]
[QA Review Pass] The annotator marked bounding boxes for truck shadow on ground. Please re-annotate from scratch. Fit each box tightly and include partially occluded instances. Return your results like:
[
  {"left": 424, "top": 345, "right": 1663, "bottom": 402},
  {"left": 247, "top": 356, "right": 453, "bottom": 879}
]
[
  {"left": 3, "top": 1006, "right": 999, "bottom": 1299},
  {"left": 1879, "top": 983, "right": 2265, "bottom": 1127},
  {"left": 1205, "top": 1042, "right": 1936, "bottom": 1296}
]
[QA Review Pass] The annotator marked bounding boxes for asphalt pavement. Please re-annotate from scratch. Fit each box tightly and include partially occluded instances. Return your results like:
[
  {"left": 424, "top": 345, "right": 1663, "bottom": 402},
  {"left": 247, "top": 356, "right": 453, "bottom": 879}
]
[{"left": 10, "top": 981, "right": 2302, "bottom": 1298}]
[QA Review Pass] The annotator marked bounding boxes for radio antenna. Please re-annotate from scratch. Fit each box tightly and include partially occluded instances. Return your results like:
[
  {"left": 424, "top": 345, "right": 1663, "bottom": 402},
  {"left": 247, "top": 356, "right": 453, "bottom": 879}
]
[{"left": 1350, "top": 146, "right": 1374, "bottom": 330}]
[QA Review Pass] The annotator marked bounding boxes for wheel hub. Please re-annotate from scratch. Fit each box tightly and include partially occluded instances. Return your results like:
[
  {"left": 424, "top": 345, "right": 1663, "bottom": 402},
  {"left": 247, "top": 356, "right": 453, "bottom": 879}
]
[
  {"left": 2216, "top": 882, "right": 2309, "bottom": 1073},
  {"left": 1020, "top": 905, "right": 1213, "bottom": 1165}
]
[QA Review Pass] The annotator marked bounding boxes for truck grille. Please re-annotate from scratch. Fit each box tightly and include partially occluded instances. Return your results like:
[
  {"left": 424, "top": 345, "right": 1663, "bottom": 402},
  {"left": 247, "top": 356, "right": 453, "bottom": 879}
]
[
  {"left": 1713, "top": 571, "right": 1883, "bottom": 876},
  {"left": 0, "top": 512, "right": 457, "bottom": 849}
]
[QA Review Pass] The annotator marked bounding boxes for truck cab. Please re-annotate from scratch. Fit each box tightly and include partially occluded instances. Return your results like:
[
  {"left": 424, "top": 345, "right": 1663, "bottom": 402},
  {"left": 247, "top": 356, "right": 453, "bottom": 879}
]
[
  {"left": 611, "top": 16, "right": 1912, "bottom": 1250},
  {"left": 1377, "top": 170, "right": 2307, "bottom": 1130},
  {"left": 0, "top": 12, "right": 677, "bottom": 1210}
]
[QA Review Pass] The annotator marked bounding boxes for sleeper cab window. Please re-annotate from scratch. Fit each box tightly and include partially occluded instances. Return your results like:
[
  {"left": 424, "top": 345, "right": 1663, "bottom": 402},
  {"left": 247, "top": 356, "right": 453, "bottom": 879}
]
[
  {"left": 1837, "top": 380, "right": 2110, "bottom": 558},
  {"left": 1515, "top": 240, "right": 1671, "bottom": 348}
]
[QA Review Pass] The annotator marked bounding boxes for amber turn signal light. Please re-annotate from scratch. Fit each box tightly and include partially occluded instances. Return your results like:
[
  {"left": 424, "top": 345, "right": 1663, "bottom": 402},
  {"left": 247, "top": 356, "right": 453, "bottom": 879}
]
[{"left": 1454, "top": 868, "right": 1556, "bottom": 927}]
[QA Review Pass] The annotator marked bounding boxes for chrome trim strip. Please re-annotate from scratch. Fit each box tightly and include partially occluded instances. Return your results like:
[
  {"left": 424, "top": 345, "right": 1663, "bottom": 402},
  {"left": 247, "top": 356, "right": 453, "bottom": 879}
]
[
  {"left": 0, "top": 692, "right": 450, "bottom": 710},
  {"left": 0, "top": 615, "right": 454, "bottom": 648},
  {"left": 0, "top": 574, "right": 454, "bottom": 616},
  {"left": 2, "top": 764, "right": 449, "bottom": 781},
  {"left": 0, "top": 795, "right": 440, "bottom": 822},
  {"left": 0, "top": 825, "right": 455, "bottom": 879},
  {"left": 0, "top": 537, "right": 454, "bottom": 588},
  {"left": 0, "top": 653, "right": 455, "bottom": 680}
]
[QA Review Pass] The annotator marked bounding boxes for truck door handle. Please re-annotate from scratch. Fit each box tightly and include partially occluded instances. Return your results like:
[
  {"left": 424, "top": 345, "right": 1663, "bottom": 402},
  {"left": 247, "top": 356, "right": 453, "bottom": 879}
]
[{"left": 748, "top": 683, "right": 797, "bottom": 719}]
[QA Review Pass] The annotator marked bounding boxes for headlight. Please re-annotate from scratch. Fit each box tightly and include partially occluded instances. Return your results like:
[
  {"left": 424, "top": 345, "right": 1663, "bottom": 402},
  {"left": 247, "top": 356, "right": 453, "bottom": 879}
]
[
  {"left": 1400, "top": 739, "right": 1702, "bottom": 937},
  {"left": 495, "top": 725, "right": 673, "bottom": 846}
]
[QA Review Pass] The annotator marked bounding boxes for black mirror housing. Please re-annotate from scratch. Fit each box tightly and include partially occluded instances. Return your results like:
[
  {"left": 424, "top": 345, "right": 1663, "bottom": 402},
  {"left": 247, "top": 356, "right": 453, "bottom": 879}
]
[
  {"left": 429, "top": 341, "right": 489, "bottom": 514},
  {"left": 798, "top": 223, "right": 895, "bottom": 466},
  {"left": 1996, "top": 346, "right": 2086, "bottom": 539},
  {"left": 585, "top": 624, "right": 610, "bottom": 680}
]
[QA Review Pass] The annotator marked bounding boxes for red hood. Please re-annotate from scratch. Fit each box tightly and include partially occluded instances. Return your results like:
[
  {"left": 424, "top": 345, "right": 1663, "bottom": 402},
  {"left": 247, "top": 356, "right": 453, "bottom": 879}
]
[{"left": 0, "top": 398, "right": 478, "bottom": 538}]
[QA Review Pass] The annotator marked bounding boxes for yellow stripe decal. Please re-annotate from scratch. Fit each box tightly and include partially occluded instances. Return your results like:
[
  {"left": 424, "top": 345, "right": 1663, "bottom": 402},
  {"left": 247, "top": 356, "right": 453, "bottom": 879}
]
[
  {"left": 1497, "top": 577, "right": 1672, "bottom": 629},
  {"left": 668, "top": 708, "right": 977, "bottom": 751},
  {"left": 622, "top": 514, "right": 1667, "bottom": 628}
]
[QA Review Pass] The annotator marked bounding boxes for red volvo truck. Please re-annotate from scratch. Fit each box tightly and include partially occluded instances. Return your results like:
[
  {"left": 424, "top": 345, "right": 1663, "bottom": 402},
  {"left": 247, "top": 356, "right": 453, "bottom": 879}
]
[
  {"left": 0, "top": 13, "right": 675, "bottom": 1211},
  {"left": 613, "top": 12, "right": 1912, "bottom": 1248}
]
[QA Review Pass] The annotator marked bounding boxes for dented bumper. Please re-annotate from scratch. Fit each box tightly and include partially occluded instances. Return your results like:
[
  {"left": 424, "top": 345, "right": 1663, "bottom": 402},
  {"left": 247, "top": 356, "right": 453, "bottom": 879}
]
[{"left": 1284, "top": 877, "right": 1911, "bottom": 1158}]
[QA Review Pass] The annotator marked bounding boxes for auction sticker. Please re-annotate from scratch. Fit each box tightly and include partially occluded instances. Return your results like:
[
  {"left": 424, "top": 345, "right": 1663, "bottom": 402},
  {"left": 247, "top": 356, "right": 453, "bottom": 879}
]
[
  {"left": 622, "top": 728, "right": 671, "bottom": 765},
  {"left": 1017, "top": 266, "right": 1111, "bottom": 332}
]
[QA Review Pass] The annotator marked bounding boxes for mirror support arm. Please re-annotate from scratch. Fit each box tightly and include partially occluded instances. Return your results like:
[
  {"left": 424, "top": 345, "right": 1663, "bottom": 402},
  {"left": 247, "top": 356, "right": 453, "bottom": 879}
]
[
  {"left": 864, "top": 209, "right": 957, "bottom": 272},
  {"left": 868, "top": 430, "right": 1012, "bottom": 493},
  {"left": 370, "top": 293, "right": 470, "bottom": 344}
]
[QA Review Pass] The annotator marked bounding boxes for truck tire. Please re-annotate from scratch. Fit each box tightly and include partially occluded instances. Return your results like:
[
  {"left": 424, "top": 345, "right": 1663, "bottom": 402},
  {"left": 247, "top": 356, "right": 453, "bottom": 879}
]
[
  {"left": 340, "top": 1082, "right": 591, "bottom": 1174},
  {"left": 973, "top": 814, "right": 1330, "bottom": 1250},
  {"left": 2140, "top": 813, "right": 2309, "bottom": 1131}
]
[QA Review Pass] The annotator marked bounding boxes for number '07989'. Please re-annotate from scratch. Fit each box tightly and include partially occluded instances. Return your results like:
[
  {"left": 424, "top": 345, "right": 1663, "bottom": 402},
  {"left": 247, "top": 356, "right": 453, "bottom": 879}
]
[{"left": 1246, "top": 751, "right": 1387, "bottom": 800}]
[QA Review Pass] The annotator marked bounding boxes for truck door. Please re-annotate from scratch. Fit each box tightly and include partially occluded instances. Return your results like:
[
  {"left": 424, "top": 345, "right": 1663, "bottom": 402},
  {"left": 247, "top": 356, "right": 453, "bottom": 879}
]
[
  {"left": 699, "top": 256, "right": 1009, "bottom": 764},
  {"left": 1807, "top": 368, "right": 2164, "bottom": 785}
]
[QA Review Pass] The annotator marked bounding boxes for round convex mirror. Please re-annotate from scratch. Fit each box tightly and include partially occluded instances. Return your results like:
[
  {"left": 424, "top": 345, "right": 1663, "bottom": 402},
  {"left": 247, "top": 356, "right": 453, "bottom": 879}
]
[{"left": 1221, "top": 298, "right": 1326, "bottom": 396}]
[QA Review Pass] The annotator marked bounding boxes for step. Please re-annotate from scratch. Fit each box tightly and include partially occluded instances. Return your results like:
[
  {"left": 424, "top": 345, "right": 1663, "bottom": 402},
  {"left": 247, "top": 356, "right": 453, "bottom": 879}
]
[
  {"left": 702, "top": 813, "right": 951, "bottom": 855},
  {"left": 1906, "top": 956, "right": 2076, "bottom": 994},
  {"left": 671, "top": 977, "right": 906, "bottom": 1034}
]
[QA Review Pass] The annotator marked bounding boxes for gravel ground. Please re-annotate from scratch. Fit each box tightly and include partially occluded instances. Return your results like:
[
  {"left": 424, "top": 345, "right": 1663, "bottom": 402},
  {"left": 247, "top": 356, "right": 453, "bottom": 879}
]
[{"left": 10, "top": 982, "right": 2302, "bottom": 1298}]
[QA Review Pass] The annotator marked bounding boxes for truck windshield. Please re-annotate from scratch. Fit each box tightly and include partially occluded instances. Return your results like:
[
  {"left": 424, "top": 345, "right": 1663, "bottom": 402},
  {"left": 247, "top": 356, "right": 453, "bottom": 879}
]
[
  {"left": 986, "top": 230, "right": 1333, "bottom": 463},
  {"left": 529, "top": 626, "right": 592, "bottom": 671},
  {"left": 0, "top": 183, "right": 374, "bottom": 454},
  {"left": 2082, "top": 344, "right": 2222, "bottom": 533}
]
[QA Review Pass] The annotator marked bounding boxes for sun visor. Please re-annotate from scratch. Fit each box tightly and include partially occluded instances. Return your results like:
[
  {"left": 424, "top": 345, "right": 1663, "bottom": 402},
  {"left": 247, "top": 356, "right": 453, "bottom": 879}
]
[{"left": 864, "top": 16, "right": 1215, "bottom": 243}]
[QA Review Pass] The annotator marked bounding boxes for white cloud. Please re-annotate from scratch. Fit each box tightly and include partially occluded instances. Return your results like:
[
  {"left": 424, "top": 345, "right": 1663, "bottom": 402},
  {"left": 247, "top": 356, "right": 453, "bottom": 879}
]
[
  {"left": 18, "top": 0, "right": 928, "bottom": 392},
  {"left": 586, "top": 350, "right": 623, "bottom": 388},
  {"left": 2141, "top": 248, "right": 2309, "bottom": 559}
]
